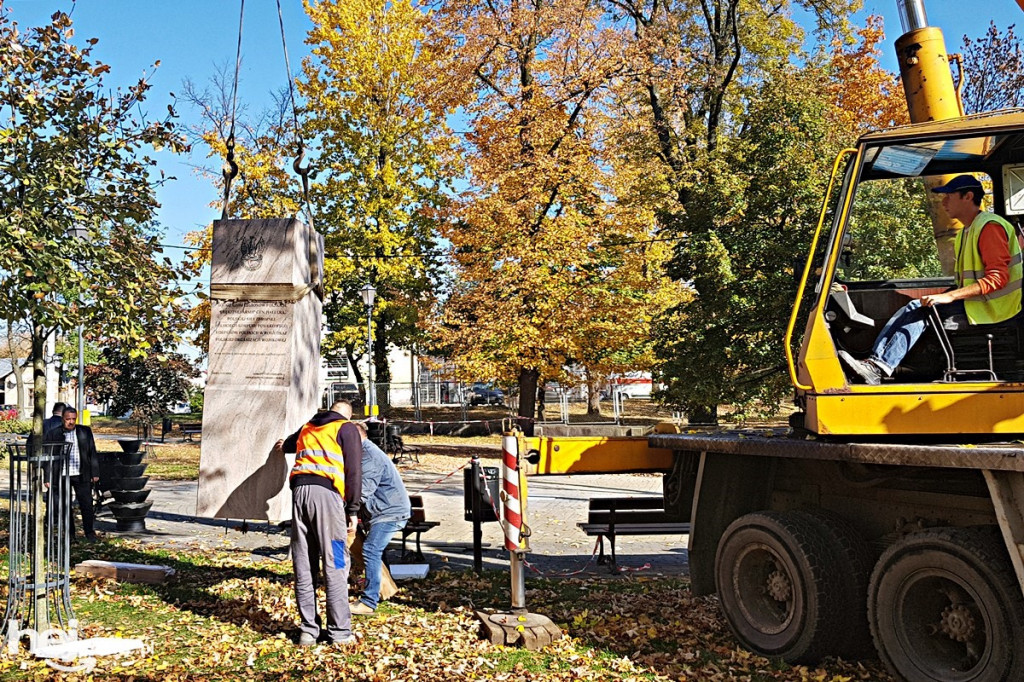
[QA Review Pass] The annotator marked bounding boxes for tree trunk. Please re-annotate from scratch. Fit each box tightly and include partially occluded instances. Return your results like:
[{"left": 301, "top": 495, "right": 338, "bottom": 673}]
[
  {"left": 516, "top": 367, "right": 539, "bottom": 436},
  {"left": 687, "top": 404, "right": 718, "bottom": 426},
  {"left": 344, "top": 342, "right": 366, "bottom": 410},
  {"left": 535, "top": 381, "right": 545, "bottom": 423},
  {"left": 30, "top": 324, "right": 46, "bottom": 450},
  {"left": 30, "top": 320, "right": 49, "bottom": 631},
  {"left": 584, "top": 369, "right": 602, "bottom": 417},
  {"left": 373, "top": 315, "right": 390, "bottom": 411},
  {"left": 5, "top": 323, "right": 28, "bottom": 418}
]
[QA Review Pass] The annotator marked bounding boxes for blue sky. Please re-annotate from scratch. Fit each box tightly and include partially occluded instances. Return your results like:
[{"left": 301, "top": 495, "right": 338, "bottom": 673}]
[
  {"left": 6, "top": 0, "right": 316, "bottom": 250},
  {"left": 4, "top": 0, "right": 1021, "bottom": 254}
]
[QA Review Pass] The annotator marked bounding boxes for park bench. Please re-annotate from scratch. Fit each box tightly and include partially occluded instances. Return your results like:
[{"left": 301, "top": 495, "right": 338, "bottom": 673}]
[
  {"left": 399, "top": 494, "right": 439, "bottom": 562},
  {"left": 385, "top": 424, "right": 421, "bottom": 465},
  {"left": 578, "top": 496, "right": 690, "bottom": 568},
  {"left": 178, "top": 422, "right": 202, "bottom": 442}
]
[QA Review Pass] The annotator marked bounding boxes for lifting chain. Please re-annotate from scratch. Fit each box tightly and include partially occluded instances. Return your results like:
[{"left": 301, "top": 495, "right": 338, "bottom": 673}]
[{"left": 221, "top": 0, "right": 245, "bottom": 221}]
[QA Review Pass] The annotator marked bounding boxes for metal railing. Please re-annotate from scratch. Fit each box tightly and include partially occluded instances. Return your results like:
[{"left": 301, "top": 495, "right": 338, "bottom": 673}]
[
  {"left": 3, "top": 442, "right": 76, "bottom": 649},
  {"left": 355, "top": 381, "right": 676, "bottom": 427}
]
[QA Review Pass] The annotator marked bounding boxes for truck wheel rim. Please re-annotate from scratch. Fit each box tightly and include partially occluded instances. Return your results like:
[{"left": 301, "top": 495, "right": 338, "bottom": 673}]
[
  {"left": 893, "top": 568, "right": 991, "bottom": 677},
  {"left": 733, "top": 542, "right": 794, "bottom": 636}
]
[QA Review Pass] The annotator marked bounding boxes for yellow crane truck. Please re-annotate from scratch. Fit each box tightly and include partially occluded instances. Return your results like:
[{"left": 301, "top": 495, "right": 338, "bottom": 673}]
[{"left": 523, "top": 2, "right": 1024, "bottom": 680}]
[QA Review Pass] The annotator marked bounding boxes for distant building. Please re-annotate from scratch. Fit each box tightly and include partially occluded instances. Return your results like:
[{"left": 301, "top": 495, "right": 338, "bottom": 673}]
[
  {"left": 320, "top": 347, "right": 423, "bottom": 409},
  {"left": 0, "top": 336, "right": 59, "bottom": 417}
]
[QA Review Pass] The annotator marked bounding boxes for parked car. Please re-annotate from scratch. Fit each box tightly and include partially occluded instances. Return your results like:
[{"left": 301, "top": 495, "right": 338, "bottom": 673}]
[
  {"left": 325, "top": 382, "right": 363, "bottom": 409},
  {"left": 467, "top": 382, "right": 504, "bottom": 406}
]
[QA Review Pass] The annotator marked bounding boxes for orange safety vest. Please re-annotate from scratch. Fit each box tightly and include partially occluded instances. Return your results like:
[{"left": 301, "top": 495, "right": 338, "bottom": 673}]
[{"left": 290, "top": 419, "right": 347, "bottom": 497}]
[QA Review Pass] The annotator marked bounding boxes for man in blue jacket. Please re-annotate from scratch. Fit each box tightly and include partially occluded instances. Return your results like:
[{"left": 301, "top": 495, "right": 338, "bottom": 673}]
[{"left": 350, "top": 422, "right": 411, "bottom": 615}]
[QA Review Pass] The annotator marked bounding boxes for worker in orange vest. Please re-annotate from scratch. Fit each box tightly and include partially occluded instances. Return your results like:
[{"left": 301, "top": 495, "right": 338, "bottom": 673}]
[{"left": 276, "top": 399, "right": 363, "bottom": 646}]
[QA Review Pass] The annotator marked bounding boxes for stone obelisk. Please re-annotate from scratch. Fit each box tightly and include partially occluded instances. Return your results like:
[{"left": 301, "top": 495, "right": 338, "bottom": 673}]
[{"left": 197, "top": 218, "right": 324, "bottom": 522}]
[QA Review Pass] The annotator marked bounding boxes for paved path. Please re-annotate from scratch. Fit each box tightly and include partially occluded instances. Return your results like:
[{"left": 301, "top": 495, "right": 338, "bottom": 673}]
[{"left": 3, "top": 438, "right": 690, "bottom": 579}]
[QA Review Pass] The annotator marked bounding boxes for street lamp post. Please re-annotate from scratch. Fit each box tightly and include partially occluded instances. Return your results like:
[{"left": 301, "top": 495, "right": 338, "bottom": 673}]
[{"left": 360, "top": 283, "right": 377, "bottom": 418}]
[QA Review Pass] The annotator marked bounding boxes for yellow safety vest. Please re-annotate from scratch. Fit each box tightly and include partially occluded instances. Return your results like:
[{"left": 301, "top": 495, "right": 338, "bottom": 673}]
[
  {"left": 955, "top": 211, "right": 1023, "bottom": 325},
  {"left": 290, "top": 419, "right": 347, "bottom": 497}
]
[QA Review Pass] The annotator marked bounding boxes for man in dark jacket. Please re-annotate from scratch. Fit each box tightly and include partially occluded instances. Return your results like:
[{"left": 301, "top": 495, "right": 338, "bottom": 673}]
[
  {"left": 44, "top": 405, "right": 99, "bottom": 541},
  {"left": 276, "top": 400, "right": 362, "bottom": 646},
  {"left": 43, "top": 402, "right": 66, "bottom": 433}
]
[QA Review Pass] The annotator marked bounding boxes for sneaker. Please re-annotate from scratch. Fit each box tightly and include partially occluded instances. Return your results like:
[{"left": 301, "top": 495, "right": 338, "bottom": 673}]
[
  {"left": 297, "top": 632, "right": 317, "bottom": 647},
  {"left": 837, "top": 350, "right": 882, "bottom": 386},
  {"left": 349, "top": 601, "right": 375, "bottom": 616},
  {"left": 331, "top": 633, "right": 357, "bottom": 645}
]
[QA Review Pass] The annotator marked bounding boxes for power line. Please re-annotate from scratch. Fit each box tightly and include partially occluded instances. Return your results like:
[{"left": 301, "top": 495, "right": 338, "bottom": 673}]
[{"left": 156, "top": 234, "right": 681, "bottom": 256}]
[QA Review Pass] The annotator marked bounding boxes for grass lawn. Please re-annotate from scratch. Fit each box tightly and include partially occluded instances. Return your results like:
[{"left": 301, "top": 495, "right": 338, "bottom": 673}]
[{"left": 0, "top": 537, "right": 891, "bottom": 680}]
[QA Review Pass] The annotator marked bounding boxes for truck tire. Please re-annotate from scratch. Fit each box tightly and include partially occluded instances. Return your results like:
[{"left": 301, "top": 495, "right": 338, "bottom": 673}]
[
  {"left": 795, "top": 509, "right": 876, "bottom": 659},
  {"left": 715, "top": 510, "right": 845, "bottom": 663},
  {"left": 868, "top": 526, "right": 1024, "bottom": 682}
]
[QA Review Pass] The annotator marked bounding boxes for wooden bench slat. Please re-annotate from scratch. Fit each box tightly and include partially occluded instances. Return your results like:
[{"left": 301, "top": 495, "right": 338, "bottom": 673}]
[
  {"left": 587, "top": 497, "right": 664, "bottom": 511},
  {"left": 578, "top": 522, "right": 691, "bottom": 535},
  {"left": 584, "top": 511, "right": 678, "bottom": 525},
  {"left": 581, "top": 495, "right": 687, "bottom": 569}
]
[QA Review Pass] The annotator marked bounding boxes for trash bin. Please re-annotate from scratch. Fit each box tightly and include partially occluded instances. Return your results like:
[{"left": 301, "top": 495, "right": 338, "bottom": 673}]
[
  {"left": 366, "top": 421, "right": 386, "bottom": 449},
  {"left": 463, "top": 465, "right": 500, "bottom": 522}
]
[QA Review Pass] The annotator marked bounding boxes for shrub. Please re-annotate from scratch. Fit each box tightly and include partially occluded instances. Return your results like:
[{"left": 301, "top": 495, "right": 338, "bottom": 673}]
[{"left": 0, "top": 408, "right": 31, "bottom": 434}]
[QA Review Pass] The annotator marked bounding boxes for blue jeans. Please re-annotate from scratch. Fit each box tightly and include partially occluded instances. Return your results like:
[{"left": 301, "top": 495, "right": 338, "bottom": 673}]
[
  {"left": 361, "top": 519, "right": 407, "bottom": 610},
  {"left": 870, "top": 299, "right": 965, "bottom": 375}
]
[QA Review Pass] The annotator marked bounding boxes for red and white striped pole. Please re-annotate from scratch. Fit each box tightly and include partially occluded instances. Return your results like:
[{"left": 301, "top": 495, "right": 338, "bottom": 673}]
[{"left": 501, "top": 432, "right": 528, "bottom": 611}]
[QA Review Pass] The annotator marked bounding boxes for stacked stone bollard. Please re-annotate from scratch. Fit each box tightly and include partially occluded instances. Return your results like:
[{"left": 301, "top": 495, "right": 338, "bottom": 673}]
[{"left": 107, "top": 440, "right": 153, "bottom": 532}]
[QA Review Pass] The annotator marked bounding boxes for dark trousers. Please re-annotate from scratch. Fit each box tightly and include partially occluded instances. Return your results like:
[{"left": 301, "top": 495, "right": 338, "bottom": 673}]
[{"left": 57, "top": 474, "right": 96, "bottom": 538}]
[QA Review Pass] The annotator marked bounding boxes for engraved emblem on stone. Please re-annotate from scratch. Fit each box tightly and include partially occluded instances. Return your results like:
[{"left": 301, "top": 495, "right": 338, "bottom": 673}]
[{"left": 236, "top": 231, "right": 267, "bottom": 271}]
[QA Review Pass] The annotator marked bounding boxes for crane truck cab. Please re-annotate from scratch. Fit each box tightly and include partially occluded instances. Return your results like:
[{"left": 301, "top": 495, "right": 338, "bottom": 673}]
[
  {"left": 645, "top": 111, "right": 1024, "bottom": 682},
  {"left": 788, "top": 110, "right": 1024, "bottom": 436}
]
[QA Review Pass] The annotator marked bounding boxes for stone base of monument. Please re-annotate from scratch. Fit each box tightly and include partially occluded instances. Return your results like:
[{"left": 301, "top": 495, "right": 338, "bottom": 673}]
[{"left": 476, "top": 610, "right": 562, "bottom": 649}]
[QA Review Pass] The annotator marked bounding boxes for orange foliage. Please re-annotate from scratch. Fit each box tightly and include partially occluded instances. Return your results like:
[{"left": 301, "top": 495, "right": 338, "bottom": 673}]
[{"left": 828, "top": 15, "right": 910, "bottom": 134}]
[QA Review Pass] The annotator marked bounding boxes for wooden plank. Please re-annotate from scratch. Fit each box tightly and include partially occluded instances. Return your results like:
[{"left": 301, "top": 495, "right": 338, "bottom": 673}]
[
  {"left": 74, "top": 560, "right": 175, "bottom": 584},
  {"left": 585, "top": 512, "right": 678, "bottom": 525},
  {"left": 588, "top": 497, "right": 664, "bottom": 511}
]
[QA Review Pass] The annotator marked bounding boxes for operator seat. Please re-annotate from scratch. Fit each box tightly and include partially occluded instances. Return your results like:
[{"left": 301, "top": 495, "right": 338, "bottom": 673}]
[{"left": 931, "top": 308, "right": 1024, "bottom": 381}]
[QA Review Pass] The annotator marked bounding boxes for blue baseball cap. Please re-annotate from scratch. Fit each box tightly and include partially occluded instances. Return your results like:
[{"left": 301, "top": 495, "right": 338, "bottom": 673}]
[{"left": 931, "top": 175, "right": 984, "bottom": 194}]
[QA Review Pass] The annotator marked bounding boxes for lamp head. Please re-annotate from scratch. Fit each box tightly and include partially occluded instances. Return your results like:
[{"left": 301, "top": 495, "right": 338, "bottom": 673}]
[
  {"left": 66, "top": 225, "right": 89, "bottom": 240},
  {"left": 360, "top": 282, "right": 376, "bottom": 308}
]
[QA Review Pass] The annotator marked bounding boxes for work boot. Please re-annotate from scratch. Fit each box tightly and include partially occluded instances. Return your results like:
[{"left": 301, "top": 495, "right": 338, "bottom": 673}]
[
  {"left": 349, "top": 601, "right": 375, "bottom": 616},
  {"left": 838, "top": 350, "right": 882, "bottom": 385}
]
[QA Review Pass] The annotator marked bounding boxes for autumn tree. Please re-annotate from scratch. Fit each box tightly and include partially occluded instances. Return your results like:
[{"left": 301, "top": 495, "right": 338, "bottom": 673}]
[
  {"left": 0, "top": 12, "right": 189, "bottom": 444},
  {"left": 559, "top": 105, "right": 689, "bottom": 416},
  {"left": 615, "top": 3, "right": 863, "bottom": 422},
  {"left": 654, "top": 64, "right": 848, "bottom": 420},
  {"left": 961, "top": 22, "right": 1024, "bottom": 115},
  {"left": 826, "top": 15, "right": 909, "bottom": 134},
  {"left": 98, "top": 346, "right": 198, "bottom": 426},
  {"left": 428, "top": 0, "right": 681, "bottom": 430},
  {"left": 299, "top": 0, "right": 457, "bottom": 406}
]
